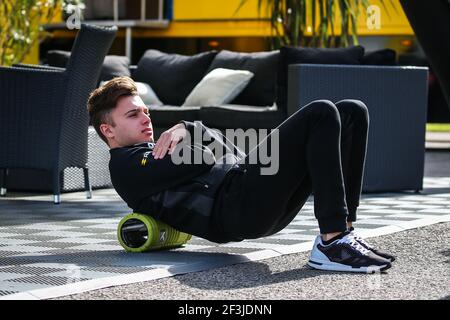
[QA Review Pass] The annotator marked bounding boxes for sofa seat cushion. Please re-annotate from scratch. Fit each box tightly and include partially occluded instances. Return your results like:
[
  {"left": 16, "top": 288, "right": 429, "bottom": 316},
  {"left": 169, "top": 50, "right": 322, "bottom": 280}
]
[
  {"left": 206, "top": 50, "right": 279, "bottom": 107},
  {"left": 198, "top": 104, "right": 285, "bottom": 129},
  {"left": 133, "top": 49, "right": 218, "bottom": 106},
  {"left": 147, "top": 105, "right": 201, "bottom": 127}
]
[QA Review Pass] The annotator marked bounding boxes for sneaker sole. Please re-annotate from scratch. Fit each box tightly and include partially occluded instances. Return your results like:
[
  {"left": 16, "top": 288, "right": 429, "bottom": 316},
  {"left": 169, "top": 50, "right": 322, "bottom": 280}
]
[{"left": 307, "top": 259, "right": 391, "bottom": 273}]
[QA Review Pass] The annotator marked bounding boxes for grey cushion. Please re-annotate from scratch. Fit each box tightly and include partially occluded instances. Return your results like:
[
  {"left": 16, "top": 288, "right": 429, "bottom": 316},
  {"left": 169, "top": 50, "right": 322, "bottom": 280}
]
[
  {"left": 147, "top": 105, "right": 201, "bottom": 127},
  {"left": 99, "top": 55, "right": 131, "bottom": 81},
  {"left": 46, "top": 50, "right": 130, "bottom": 82},
  {"left": 277, "top": 45, "right": 365, "bottom": 109},
  {"left": 182, "top": 68, "right": 254, "bottom": 106},
  {"left": 46, "top": 50, "right": 71, "bottom": 68},
  {"left": 206, "top": 50, "right": 279, "bottom": 107},
  {"left": 362, "top": 49, "right": 397, "bottom": 65},
  {"left": 133, "top": 49, "right": 218, "bottom": 106}
]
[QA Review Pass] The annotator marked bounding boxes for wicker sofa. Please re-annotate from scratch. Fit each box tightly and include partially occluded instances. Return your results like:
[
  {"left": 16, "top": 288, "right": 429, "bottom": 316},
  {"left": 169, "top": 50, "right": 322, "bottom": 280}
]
[{"left": 288, "top": 64, "right": 428, "bottom": 192}]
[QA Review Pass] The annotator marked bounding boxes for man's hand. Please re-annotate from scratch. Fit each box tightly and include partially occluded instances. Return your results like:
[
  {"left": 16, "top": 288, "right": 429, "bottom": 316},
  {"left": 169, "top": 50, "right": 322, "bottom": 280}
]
[{"left": 152, "top": 123, "right": 187, "bottom": 159}]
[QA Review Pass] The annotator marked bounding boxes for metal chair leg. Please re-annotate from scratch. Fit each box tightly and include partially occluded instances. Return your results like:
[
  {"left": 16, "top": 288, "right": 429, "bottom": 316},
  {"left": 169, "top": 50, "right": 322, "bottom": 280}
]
[
  {"left": 0, "top": 169, "right": 8, "bottom": 196},
  {"left": 53, "top": 194, "right": 61, "bottom": 204},
  {"left": 53, "top": 170, "right": 61, "bottom": 204},
  {"left": 83, "top": 168, "right": 92, "bottom": 199}
]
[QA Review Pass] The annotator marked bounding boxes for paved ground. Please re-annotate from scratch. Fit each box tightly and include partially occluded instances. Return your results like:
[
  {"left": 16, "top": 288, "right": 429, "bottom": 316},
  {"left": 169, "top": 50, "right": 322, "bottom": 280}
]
[
  {"left": 0, "top": 150, "right": 448, "bottom": 300},
  {"left": 54, "top": 149, "right": 450, "bottom": 300},
  {"left": 3, "top": 177, "right": 449, "bottom": 299},
  {"left": 425, "top": 150, "right": 450, "bottom": 177},
  {"left": 53, "top": 221, "right": 450, "bottom": 300}
]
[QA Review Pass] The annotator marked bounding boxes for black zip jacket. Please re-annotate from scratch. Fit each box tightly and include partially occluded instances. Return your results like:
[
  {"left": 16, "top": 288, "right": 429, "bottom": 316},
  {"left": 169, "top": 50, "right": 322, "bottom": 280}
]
[{"left": 109, "top": 121, "right": 246, "bottom": 243}]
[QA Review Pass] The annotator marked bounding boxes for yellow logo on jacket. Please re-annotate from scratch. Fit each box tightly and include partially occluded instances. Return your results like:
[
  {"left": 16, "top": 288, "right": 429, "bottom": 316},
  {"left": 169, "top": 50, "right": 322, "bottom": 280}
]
[{"left": 141, "top": 151, "right": 151, "bottom": 166}]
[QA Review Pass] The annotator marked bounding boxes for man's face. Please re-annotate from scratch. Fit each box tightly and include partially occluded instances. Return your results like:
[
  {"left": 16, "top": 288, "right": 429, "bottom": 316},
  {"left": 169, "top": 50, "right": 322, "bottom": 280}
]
[{"left": 102, "top": 95, "right": 154, "bottom": 148}]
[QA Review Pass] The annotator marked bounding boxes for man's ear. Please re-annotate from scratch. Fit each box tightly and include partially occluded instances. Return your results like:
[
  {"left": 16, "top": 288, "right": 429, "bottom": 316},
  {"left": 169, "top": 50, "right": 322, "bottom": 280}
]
[{"left": 99, "top": 123, "right": 114, "bottom": 140}]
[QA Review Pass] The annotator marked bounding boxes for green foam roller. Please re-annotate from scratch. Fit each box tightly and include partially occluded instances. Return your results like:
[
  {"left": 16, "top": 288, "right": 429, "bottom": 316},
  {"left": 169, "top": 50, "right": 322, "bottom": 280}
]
[{"left": 117, "top": 213, "right": 192, "bottom": 252}]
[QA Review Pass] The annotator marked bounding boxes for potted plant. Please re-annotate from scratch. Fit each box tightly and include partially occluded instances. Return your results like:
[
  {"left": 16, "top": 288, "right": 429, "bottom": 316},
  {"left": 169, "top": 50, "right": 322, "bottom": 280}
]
[
  {"left": 236, "top": 0, "right": 395, "bottom": 48},
  {"left": 0, "top": 0, "right": 85, "bottom": 66}
]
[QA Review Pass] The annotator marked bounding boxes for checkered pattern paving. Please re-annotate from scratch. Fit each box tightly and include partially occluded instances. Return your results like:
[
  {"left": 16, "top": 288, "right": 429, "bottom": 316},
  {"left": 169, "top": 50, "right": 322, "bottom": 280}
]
[{"left": 0, "top": 177, "right": 449, "bottom": 298}]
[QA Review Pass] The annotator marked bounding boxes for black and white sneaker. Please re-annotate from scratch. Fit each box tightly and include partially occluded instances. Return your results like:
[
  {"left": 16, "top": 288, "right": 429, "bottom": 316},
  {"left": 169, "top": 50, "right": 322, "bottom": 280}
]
[
  {"left": 348, "top": 227, "right": 396, "bottom": 262},
  {"left": 308, "top": 231, "right": 391, "bottom": 273}
]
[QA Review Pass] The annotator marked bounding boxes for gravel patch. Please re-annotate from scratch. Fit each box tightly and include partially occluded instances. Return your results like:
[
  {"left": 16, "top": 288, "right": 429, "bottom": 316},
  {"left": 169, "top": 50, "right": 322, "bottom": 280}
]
[{"left": 54, "top": 222, "right": 450, "bottom": 300}]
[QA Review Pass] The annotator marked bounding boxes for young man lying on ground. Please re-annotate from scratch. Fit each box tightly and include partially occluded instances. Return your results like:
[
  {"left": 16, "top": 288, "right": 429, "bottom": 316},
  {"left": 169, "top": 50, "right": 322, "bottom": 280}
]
[{"left": 88, "top": 76, "right": 395, "bottom": 273}]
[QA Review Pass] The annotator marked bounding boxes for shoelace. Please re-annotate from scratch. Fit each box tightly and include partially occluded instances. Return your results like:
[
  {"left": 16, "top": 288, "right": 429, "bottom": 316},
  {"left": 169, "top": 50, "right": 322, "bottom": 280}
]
[
  {"left": 336, "top": 233, "right": 371, "bottom": 255},
  {"left": 349, "top": 230, "right": 374, "bottom": 250}
]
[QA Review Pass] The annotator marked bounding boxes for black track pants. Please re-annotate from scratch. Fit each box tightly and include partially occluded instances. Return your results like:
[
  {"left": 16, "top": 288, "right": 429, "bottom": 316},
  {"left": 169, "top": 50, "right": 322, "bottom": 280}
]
[{"left": 216, "top": 99, "right": 369, "bottom": 239}]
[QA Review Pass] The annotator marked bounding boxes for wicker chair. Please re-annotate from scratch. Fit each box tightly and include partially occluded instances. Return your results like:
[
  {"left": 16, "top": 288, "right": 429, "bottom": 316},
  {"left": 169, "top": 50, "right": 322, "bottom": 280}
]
[
  {"left": 0, "top": 24, "right": 117, "bottom": 204},
  {"left": 287, "top": 64, "right": 429, "bottom": 193}
]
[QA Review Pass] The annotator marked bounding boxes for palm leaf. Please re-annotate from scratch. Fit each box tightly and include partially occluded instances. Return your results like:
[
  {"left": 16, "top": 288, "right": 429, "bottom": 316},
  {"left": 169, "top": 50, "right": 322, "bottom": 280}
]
[{"left": 236, "top": 0, "right": 392, "bottom": 48}]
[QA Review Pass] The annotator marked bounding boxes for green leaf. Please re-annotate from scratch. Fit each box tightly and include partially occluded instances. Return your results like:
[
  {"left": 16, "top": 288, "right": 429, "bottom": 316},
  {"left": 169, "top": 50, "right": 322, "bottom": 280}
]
[
  {"left": 1, "top": 0, "right": 63, "bottom": 66},
  {"left": 234, "top": 0, "right": 395, "bottom": 48}
]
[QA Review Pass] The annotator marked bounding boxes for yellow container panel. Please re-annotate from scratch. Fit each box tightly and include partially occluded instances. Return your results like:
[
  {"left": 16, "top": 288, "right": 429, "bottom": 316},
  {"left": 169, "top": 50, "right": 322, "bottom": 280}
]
[
  {"left": 174, "top": 0, "right": 270, "bottom": 20},
  {"left": 145, "top": 0, "right": 413, "bottom": 38}
]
